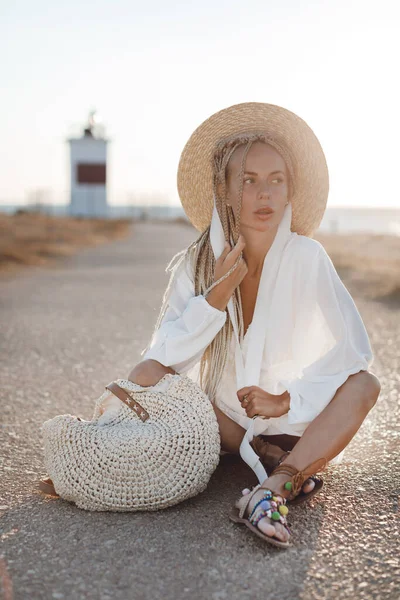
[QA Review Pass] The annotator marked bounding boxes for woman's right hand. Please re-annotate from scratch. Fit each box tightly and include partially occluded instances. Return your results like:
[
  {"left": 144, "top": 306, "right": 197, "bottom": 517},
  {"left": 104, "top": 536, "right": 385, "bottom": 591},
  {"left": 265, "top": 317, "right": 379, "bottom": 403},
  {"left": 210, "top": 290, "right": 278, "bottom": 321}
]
[{"left": 206, "top": 235, "right": 248, "bottom": 311}]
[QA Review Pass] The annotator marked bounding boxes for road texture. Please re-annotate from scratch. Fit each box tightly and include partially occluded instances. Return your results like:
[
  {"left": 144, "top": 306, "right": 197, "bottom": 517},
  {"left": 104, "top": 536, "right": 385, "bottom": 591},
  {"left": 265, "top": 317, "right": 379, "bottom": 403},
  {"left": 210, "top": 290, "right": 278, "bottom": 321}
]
[{"left": 0, "top": 221, "right": 399, "bottom": 600}]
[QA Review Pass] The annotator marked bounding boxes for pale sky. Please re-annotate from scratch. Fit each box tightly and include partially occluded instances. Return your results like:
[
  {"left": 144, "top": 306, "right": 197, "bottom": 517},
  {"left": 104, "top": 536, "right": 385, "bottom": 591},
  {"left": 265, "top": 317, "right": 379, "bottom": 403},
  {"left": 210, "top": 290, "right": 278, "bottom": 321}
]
[{"left": 1, "top": 0, "right": 399, "bottom": 208}]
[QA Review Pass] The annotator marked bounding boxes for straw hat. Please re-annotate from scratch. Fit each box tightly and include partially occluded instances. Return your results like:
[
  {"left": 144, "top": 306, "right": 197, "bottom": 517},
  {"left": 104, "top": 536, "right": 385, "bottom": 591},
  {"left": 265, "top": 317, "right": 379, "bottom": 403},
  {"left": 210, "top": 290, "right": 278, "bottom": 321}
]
[{"left": 177, "top": 102, "right": 329, "bottom": 237}]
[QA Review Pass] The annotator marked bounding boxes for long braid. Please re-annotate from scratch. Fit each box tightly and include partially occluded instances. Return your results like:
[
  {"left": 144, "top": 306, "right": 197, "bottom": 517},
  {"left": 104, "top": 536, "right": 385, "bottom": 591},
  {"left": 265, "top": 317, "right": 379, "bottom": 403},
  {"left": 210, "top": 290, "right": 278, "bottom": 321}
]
[{"left": 145, "top": 131, "right": 296, "bottom": 403}]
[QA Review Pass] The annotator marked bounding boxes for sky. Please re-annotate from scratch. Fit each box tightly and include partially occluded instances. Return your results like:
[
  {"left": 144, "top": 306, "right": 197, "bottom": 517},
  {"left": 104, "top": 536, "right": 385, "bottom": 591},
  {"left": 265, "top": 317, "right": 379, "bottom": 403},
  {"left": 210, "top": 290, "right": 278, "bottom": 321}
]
[{"left": 1, "top": 0, "right": 399, "bottom": 208}]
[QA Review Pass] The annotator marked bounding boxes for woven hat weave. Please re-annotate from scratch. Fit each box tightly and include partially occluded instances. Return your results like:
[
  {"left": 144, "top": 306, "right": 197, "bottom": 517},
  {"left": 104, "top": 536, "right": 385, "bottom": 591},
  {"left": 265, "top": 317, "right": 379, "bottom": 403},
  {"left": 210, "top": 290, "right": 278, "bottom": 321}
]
[
  {"left": 41, "top": 374, "right": 221, "bottom": 512},
  {"left": 177, "top": 102, "right": 329, "bottom": 237}
]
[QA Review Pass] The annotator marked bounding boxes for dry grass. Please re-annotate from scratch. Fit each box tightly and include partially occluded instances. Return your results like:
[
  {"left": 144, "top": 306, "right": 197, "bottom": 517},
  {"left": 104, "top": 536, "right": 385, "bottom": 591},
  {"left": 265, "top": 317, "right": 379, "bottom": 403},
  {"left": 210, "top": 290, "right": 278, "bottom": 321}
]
[
  {"left": 315, "top": 231, "right": 400, "bottom": 304},
  {"left": 173, "top": 221, "right": 400, "bottom": 304},
  {"left": 0, "top": 210, "right": 132, "bottom": 275},
  {"left": 1, "top": 211, "right": 399, "bottom": 305}
]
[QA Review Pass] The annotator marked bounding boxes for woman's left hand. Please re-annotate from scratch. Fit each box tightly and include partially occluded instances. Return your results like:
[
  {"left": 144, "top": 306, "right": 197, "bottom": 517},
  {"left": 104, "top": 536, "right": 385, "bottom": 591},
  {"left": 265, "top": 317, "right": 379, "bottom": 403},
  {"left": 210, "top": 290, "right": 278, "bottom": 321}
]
[{"left": 237, "top": 386, "right": 290, "bottom": 418}]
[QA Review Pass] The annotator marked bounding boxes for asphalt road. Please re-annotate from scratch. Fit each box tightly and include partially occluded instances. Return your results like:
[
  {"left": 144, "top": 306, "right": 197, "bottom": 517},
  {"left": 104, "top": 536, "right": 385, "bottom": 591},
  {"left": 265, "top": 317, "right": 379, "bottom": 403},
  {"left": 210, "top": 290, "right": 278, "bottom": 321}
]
[{"left": 0, "top": 221, "right": 399, "bottom": 600}]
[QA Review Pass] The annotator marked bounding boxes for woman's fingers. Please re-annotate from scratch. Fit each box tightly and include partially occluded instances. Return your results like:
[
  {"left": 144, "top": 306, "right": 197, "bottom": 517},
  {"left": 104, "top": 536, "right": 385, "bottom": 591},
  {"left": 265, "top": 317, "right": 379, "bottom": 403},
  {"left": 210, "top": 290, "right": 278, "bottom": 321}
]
[
  {"left": 210, "top": 236, "right": 248, "bottom": 305},
  {"left": 216, "top": 241, "right": 231, "bottom": 264},
  {"left": 216, "top": 237, "right": 244, "bottom": 270},
  {"left": 225, "top": 235, "right": 245, "bottom": 265},
  {"left": 237, "top": 386, "right": 254, "bottom": 402},
  {"left": 246, "top": 402, "right": 257, "bottom": 418}
]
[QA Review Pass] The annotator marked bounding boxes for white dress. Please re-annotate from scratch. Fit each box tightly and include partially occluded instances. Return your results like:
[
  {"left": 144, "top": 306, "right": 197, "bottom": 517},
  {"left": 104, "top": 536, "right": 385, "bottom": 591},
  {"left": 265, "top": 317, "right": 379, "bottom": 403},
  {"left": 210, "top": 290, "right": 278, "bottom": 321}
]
[{"left": 142, "top": 202, "right": 374, "bottom": 467}]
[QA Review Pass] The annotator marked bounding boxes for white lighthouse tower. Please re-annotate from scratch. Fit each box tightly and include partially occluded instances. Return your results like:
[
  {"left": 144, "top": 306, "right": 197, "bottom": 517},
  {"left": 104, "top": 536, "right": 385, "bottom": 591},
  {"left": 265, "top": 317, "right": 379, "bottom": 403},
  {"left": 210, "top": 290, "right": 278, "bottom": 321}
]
[{"left": 67, "top": 110, "right": 109, "bottom": 217}]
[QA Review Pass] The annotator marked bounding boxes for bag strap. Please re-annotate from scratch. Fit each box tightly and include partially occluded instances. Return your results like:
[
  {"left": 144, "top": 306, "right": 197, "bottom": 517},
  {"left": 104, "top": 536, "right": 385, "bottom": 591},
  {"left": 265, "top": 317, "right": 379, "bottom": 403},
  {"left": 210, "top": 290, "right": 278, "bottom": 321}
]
[{"left": 105, "top": 382, "right": 150, "bottom": 422}]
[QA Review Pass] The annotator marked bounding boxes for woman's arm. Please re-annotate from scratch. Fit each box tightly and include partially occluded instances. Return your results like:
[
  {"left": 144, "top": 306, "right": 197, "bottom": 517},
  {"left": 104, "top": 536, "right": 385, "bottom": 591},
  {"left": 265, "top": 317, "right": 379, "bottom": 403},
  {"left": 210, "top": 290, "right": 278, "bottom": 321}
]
[
  {"left": 141, "top": 259, "right": 227, "bottom": 373},
  {"left": 142, "top": 235, "right": 248, "bottom": 374}
]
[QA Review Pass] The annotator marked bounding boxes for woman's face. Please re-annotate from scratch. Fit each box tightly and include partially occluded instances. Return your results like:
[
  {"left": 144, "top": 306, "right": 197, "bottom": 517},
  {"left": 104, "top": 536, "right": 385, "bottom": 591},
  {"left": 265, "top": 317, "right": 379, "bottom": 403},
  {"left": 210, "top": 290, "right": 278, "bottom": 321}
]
[{"left": 225, "top": 141, "right": 290, "bottom": 233}]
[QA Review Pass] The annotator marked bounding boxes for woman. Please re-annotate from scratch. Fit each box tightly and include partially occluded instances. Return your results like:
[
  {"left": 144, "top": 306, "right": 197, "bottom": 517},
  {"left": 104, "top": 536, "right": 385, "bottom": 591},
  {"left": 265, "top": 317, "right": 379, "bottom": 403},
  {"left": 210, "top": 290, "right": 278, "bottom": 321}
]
[{"left": 127, "top": 102, "right": 381, "bottom": 547}]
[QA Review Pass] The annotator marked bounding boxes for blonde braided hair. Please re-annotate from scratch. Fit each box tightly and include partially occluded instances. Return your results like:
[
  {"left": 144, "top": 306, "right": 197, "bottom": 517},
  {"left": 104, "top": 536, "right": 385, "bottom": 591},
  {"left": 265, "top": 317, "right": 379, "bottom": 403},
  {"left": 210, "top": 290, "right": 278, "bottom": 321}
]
[{"left": 146, "top": 131, "right": 296, "bottom": 403}]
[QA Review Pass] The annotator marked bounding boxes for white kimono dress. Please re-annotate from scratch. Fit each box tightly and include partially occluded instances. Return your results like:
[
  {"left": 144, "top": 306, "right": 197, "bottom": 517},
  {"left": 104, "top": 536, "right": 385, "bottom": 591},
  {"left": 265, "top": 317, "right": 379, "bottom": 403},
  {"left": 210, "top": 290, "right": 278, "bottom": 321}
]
[{"left": 142, "top": 202, "right": 374, "bottom": 467}]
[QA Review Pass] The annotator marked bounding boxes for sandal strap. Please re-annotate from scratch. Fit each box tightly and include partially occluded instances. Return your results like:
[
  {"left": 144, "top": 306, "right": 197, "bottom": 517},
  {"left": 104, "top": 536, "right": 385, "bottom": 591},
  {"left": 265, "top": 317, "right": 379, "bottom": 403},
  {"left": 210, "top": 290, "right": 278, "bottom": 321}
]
[
  {"left": 250, "top": 508, "right": 289, "bottom": 529},
  {"left": 238, "top": 483, "right": 262, "bottom": 519},
  {"left": 277, "top": 450, "right": 291, "bottom": 466},
  {"left": 271, "top": 457, "right": 328, "bottom": 497},
  {"left": 248, "top": 489, "right": 284, "bottom": 520},
  {"left": 249, "top": 508, "right": 271, "bottom": 527}
]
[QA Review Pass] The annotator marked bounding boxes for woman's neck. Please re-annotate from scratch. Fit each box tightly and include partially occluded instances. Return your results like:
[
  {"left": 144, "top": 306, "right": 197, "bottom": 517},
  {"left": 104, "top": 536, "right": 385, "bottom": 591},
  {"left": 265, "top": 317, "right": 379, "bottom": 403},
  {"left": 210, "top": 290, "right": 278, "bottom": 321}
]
[{"left": 241, "top": 228, "right": 278, "bottom": 277}]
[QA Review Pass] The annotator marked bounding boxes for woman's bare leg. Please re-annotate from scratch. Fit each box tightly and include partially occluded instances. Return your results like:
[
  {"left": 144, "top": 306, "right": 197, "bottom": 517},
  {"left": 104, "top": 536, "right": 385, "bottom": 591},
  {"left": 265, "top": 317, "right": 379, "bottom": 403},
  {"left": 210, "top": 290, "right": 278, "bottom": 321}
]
[
  {"left": 237, "top": 370, "right": 381, "bottom": 542},
  {"left": 213, "top": 404, "right": 247, "bottom": 454},
  {"left": 278, "top": 370, "right": 381, "bottom": 470}
]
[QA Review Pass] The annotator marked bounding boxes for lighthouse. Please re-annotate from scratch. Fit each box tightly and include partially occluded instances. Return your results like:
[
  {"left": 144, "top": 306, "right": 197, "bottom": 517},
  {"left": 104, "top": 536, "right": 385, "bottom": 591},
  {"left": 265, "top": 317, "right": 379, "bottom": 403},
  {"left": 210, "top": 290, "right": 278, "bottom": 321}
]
[{"left": 67, "top": 110, "right": 109, "bottom": 217}]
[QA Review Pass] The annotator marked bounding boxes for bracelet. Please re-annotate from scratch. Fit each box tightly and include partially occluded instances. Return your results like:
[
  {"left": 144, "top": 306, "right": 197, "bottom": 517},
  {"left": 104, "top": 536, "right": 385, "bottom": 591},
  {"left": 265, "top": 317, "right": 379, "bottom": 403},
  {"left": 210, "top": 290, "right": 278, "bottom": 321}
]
[{"left": 204, "top": 253, "right": 242, "bottom": 298}]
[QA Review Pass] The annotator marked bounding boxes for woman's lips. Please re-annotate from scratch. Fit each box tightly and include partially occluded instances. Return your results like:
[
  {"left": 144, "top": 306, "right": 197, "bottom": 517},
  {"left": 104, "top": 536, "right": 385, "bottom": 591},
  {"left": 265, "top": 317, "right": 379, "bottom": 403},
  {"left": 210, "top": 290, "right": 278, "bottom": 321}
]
[{"left": 254, "top": 210, "right": 274, "bottom": 220}]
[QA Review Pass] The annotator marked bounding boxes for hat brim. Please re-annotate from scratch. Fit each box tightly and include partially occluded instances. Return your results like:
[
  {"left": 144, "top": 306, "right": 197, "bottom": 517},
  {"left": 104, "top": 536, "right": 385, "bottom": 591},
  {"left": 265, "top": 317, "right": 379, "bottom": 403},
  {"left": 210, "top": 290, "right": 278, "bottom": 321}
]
[{"left": 177, "top": 102, "right": 329, "bottom": 237}]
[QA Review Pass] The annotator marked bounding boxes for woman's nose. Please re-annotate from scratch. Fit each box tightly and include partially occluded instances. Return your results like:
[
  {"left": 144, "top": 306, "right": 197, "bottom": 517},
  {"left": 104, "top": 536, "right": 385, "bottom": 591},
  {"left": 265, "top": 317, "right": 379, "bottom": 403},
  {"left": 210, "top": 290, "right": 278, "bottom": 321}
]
[{"left": 259, "top": 184, "right": 271, "bottom": 198}]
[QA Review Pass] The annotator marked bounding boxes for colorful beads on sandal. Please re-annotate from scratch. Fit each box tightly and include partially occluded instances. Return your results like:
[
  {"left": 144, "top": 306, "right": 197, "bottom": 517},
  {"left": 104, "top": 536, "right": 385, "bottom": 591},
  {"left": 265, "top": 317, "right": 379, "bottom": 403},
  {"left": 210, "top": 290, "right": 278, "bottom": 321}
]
[
  {"left": 247, "top": 487, "right": 289, "bottom": 529},
  {"left": 284, "top": 481, "right": 293, "bottom": 491},
  {"left": 250, "top": 508, "right": 272, "bottom": 527}
]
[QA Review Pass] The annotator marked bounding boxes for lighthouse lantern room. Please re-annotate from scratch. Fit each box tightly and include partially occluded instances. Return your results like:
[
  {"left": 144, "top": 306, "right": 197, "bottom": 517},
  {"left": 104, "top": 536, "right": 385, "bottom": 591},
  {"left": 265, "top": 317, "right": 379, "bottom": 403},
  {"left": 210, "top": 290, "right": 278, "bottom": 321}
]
[{"left": 68, "top": 110, "right": 109, "bottom": 217}]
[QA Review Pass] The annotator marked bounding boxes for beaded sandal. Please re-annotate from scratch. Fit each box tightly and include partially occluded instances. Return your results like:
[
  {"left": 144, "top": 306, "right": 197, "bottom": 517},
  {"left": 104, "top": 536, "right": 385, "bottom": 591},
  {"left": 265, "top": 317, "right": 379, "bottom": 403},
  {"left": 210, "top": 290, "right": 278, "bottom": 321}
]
[
  {"left": 250, "top": 437, "right": 325, "bottom": 506},
  {"left": 270, "top": 457, "right": 328, "bottom": 506},
  {"left": 229, "top": 457, "right": 328, "bottom": 548},
  {"left": 229, "top": 483, "right": 291, "bottom": 548}
]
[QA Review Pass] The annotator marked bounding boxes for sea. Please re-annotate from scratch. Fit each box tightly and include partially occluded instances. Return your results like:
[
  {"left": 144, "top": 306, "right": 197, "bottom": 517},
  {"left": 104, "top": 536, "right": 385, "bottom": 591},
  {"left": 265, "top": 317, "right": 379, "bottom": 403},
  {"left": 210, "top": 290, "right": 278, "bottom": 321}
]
[
  {"left": 317, "top": 207, "right": 400, "bottom": 236},
  {"left": 1, "top": 204, "right": 399, "bottom": 236}
]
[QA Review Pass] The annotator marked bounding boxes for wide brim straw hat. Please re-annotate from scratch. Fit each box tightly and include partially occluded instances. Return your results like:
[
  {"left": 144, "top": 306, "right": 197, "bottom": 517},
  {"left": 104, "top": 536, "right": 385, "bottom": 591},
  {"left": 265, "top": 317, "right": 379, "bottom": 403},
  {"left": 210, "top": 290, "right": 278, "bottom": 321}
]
[{"left": 177, "top": 102, "right": 329, "bottom": 237}]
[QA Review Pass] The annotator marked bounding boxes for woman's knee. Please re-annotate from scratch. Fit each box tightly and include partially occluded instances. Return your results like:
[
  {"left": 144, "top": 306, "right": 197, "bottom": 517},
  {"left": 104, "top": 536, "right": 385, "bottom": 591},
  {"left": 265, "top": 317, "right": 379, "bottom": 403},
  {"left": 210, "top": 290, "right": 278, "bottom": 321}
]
[
  {"left": 364, "top": 371, "right": 381, "bottom": 408},
  {"left": 127, "top": 359, "right": 176, "bottom": 387},
  {"left": 349, "top": 370, "right": 381, "bottom": 412}
]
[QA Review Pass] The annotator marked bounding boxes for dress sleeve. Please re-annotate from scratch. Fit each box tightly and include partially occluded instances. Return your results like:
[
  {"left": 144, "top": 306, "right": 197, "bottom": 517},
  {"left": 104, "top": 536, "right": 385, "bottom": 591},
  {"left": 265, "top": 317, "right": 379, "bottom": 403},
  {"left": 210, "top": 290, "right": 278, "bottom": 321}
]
[
  {"left": 141, "top": 258, "right": 227, "bottom": 374},
  {"left": 280, "top": 244, "right": 374, "bottom": 427}
]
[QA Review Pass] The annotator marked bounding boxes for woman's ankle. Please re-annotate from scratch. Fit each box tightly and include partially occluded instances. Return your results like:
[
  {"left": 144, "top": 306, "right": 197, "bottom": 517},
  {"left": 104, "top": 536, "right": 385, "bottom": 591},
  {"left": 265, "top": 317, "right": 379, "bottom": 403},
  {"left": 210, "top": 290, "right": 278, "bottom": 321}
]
[{"left": 262, "top": 473, "right": 292, "bottom": 499}]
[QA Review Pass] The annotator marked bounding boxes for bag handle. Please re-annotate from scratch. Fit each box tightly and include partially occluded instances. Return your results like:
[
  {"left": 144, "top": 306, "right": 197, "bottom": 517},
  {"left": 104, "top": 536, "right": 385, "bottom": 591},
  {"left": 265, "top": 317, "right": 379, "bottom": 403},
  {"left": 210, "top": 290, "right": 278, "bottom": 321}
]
[{"left": 105, "top": 382, "right": 150, "bottom": 422}]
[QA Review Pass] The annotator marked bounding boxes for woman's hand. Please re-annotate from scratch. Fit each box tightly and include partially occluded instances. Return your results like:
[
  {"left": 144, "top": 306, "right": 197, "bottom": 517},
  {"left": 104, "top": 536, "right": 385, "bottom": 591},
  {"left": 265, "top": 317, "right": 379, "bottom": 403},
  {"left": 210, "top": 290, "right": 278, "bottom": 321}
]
[
  {"left": 206, "top": 235, "right": 248, "bottom": 311},
  {"left": 237, "top": 386, "right": 290, "bottom": 419}
]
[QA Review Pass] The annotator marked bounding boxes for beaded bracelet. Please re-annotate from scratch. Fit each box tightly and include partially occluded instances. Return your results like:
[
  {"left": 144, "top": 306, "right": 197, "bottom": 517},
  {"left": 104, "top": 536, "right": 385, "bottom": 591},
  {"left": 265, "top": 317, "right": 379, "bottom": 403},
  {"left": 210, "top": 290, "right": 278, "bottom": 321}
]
[{"left": 204, "top": 252, "right": 243, "bottom": 298}]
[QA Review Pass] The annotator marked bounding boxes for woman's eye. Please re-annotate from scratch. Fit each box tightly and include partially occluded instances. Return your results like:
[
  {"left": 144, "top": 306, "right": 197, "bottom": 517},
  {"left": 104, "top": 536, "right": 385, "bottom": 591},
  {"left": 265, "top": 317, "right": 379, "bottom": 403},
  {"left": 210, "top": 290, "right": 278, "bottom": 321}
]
[{"left": 244, "top": 177, "right": 283, "bottom": 184}]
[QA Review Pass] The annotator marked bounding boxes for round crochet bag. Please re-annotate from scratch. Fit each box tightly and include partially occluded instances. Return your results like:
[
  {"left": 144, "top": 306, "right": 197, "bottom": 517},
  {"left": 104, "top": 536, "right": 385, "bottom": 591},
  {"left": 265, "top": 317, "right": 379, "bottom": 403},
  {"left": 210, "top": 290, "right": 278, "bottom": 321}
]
[{"left": 40, "top": 373, "right": 221, "bottom": 512}]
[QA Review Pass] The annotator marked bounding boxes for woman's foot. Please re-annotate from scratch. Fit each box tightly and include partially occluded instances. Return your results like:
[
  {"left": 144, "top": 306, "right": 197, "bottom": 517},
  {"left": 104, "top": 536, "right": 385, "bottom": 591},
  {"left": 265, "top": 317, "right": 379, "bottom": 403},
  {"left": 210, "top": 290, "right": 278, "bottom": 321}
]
[
  {"left": 38, "top": 477, "right": 59, "bottom": 497},
  {"left": 234, "top": 473, "right": 292, "bottom": 543},
  {"left": 251, "top": 437, "right": 315, "bottom": 496}
]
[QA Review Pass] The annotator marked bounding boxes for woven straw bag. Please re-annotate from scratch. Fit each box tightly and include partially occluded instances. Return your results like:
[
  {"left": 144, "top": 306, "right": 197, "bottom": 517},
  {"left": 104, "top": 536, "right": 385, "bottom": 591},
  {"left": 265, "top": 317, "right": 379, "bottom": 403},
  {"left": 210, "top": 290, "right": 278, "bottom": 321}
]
[{"left": 40, "top": 373, "right": 221, "bottom": 512}]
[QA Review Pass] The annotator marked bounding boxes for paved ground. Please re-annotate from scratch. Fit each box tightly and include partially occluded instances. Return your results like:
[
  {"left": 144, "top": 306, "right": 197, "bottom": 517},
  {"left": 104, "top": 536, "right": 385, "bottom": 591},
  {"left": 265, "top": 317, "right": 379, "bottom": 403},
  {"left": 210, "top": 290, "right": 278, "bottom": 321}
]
[{"left": 0, "top": 221, "right": 399, "bottom": 600}]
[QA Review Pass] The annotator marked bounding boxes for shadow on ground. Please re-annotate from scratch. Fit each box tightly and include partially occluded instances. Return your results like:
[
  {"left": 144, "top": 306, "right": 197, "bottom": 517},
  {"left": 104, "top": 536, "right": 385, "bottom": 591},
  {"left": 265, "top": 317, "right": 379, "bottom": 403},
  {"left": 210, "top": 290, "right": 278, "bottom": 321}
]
[{"left": 0, "top": 454, "right": 327, "bottom": 600}]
